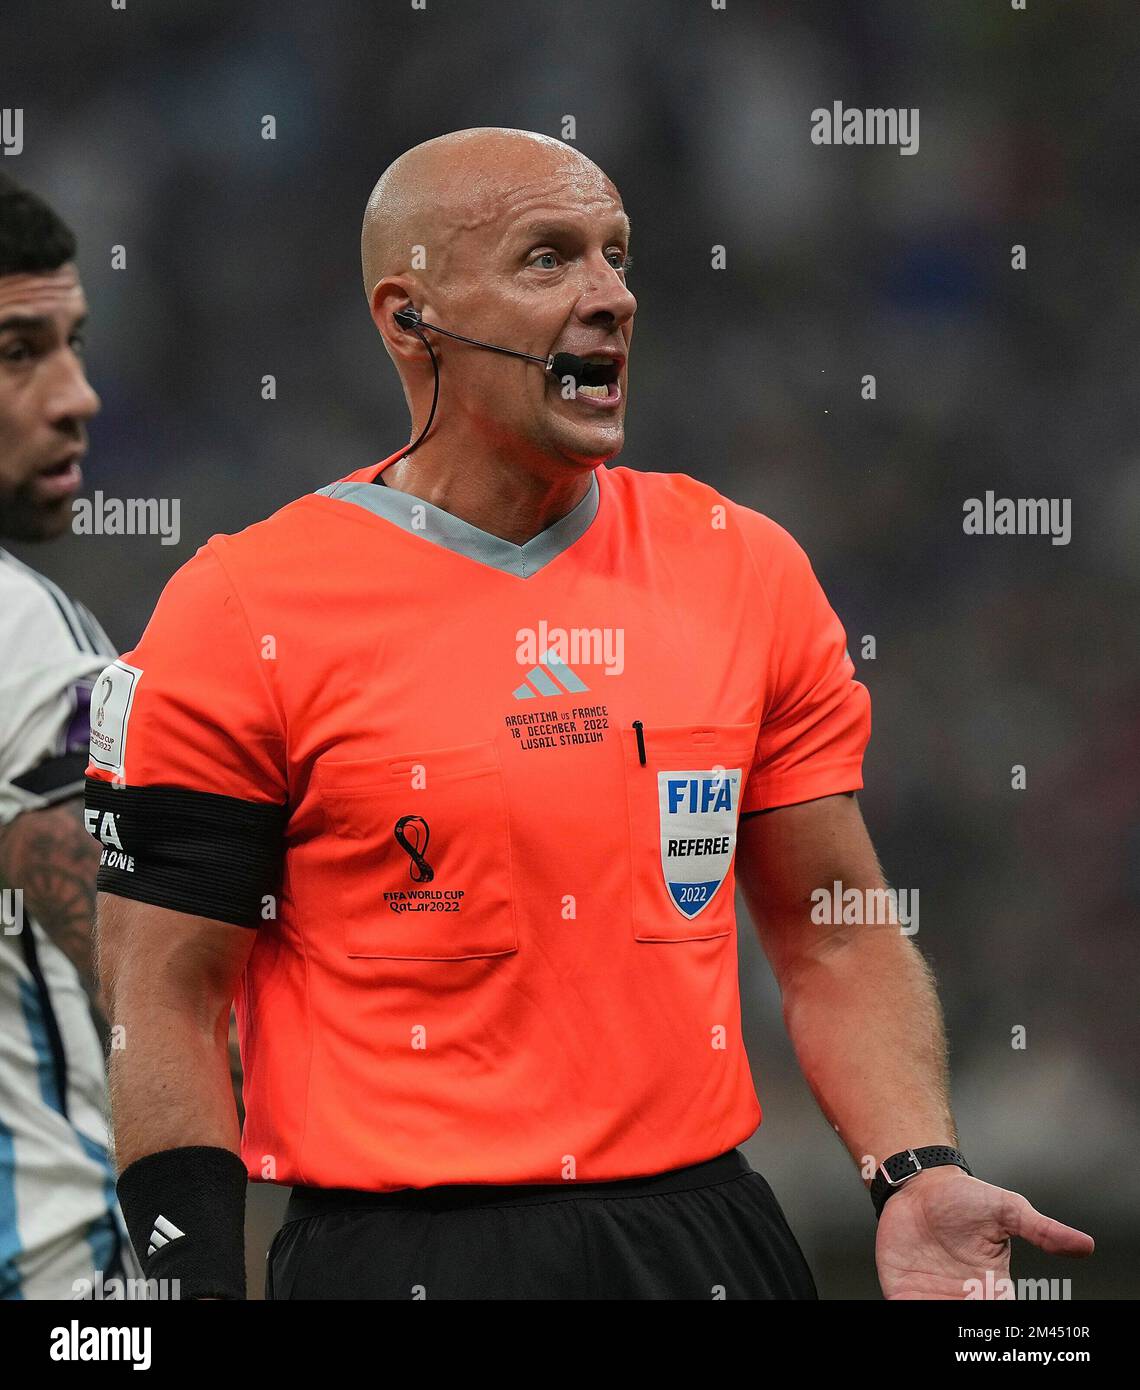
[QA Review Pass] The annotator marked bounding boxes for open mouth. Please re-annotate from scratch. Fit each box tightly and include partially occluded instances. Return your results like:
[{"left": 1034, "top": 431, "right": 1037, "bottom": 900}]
[
  {"left": 562, "top": 355, "right": 622, "bottom": 403},
  {"left": 35, "top": 454, "right": 84, "bottom": 498},
  {"left": 41, "top": 456, "right": 78, "bottom": 478}
]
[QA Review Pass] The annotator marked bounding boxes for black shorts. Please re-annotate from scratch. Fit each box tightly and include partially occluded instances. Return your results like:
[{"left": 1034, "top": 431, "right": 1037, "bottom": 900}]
[{"left": 265, "top": 1147, "right": 818, "bottom": 1300}]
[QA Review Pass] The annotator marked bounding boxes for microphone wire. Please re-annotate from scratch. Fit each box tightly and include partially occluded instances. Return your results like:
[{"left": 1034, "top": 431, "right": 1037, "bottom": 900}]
[{"left": 400, "top": 322, "right": 441, "bottom": 459}]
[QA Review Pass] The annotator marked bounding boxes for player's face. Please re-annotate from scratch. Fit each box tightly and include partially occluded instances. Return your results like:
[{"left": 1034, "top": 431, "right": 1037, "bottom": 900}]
[
  {"left": 0, "top": 263, "right": 99, "bottom": 541},
  {"left": 441, "top": 163, "right": 636, "bottom": 470}
]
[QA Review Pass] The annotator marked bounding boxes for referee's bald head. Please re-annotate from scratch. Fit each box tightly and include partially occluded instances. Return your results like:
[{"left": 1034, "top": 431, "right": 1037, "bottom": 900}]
[
  {"left": 361, "top": 127, "right": 614, "bottom": 301},
  {"left": 361, "top": 127, "right": 635, "bottom": 470}
]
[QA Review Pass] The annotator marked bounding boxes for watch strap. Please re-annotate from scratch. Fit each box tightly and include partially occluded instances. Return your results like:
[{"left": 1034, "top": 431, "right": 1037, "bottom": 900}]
[{"left": 869, "top": 1145, "right": 972, "bottom": 1219}]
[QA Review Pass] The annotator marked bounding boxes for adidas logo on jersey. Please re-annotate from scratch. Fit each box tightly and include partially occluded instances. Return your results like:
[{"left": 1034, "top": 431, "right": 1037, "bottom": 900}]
[{"left": 512, "top": 648, "right": 589, "bottom": 700}]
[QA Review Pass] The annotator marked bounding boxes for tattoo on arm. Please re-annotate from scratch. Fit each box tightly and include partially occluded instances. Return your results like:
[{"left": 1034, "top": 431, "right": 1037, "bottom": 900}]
[{"left": 0, "top": 797, "right": 100, "bottom": 1005}]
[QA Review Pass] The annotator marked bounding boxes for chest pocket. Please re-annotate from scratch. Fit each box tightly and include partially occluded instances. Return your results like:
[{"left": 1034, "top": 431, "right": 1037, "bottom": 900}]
[
  {"left": 315, "top": 742, "right": 518, "bottom": 960},
  {"left": 622, "top": 723, "right": 756, "bottom": 943}
]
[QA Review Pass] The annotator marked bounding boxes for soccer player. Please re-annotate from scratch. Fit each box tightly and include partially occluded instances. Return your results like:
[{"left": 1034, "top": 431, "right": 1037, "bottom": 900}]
[
  {"left": 0, "top": 173, "right": 136, "bottom": 1297},
  {"left": 87, "top": 128, "right": 1093, "bottom": 1300}
]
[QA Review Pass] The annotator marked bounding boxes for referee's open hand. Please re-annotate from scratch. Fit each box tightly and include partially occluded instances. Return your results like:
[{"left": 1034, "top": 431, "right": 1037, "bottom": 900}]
[{"left": 874, "top": 1166, "right": 1095, "bottom": 1299}]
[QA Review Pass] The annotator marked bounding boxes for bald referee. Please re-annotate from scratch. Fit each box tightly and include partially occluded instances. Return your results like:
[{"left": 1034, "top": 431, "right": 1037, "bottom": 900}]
[{"left": 86, "top": 128, "right": 1092, "bottom": 1300}]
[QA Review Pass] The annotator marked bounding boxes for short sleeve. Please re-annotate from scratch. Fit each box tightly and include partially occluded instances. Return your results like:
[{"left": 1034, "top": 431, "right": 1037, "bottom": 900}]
[
  {"left": 84, "top": 542, "right": 288, "bottom": 927},
  {"left": 736, "top": 511, "right": 871, "bottom": 814},
  {"left": 0, "top": 567, "right": 112, "bottom": 828}
]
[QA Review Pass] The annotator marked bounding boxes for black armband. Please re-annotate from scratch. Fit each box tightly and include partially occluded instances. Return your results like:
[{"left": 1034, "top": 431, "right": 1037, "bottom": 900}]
[
  {"left": 116, "top": 1146, "right": 248, "bottom": 1300},
  {"left": 84, "top": 777, "right": 286, "bottom": 927}
]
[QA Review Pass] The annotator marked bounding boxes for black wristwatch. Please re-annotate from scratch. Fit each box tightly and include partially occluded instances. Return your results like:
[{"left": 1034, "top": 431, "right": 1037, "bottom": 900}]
[{"left": 869, "top": 1145, "right": 973, "bottom": 1219}]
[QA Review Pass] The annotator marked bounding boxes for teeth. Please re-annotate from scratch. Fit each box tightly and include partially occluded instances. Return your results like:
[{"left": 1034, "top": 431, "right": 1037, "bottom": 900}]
[{"left": 577, "top": 383, "right": 610, "bottom": 398}]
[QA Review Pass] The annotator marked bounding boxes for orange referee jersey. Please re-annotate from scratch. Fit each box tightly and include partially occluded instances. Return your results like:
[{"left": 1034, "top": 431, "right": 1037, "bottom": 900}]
[{"left": 85, "top": 450, "right": 871, "bottom": 1191}]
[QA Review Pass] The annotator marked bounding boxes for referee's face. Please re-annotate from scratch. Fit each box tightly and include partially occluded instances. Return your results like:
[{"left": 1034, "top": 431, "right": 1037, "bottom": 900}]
[
  {"left": 441, "top": 155, "right": 636, "bottom": 470},
  {"left": 0, "top": 263, "right": 100, "bottom": 541}
]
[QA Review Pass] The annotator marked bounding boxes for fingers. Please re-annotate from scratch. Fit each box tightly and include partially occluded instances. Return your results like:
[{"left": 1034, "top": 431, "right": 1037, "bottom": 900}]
[{"left": 1001, "top": 1191, "right": 1095, "bottom": 1257}]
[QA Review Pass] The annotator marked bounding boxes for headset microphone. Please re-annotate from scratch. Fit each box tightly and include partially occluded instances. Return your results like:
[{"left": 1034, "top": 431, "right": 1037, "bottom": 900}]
[{"left": 391, "top": 306, "right": 619, "bottom": 458}]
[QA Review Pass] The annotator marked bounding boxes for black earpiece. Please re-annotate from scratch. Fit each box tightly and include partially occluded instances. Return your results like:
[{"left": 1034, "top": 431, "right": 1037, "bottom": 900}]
[{"left": 394, "top": 306, "right": 422, "bottom": 330}]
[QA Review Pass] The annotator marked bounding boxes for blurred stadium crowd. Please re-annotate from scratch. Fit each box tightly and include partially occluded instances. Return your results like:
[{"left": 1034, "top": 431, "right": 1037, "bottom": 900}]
[{"left": 2, "top": 0, "right": 1136, "bottom": 1295}]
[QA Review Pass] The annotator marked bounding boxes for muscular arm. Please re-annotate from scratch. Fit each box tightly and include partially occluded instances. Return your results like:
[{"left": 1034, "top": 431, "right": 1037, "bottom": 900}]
[
  {"left": 0, "top": 796, "right": 104, "bottom": 1015},
  {"left": 736, "top": 793, "right": 956, "bottom": 1183},
  {"left": 94, "top": 893, "right": 255, "bottom": 1168}
]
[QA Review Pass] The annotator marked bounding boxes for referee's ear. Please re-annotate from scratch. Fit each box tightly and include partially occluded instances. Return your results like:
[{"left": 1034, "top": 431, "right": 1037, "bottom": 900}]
[{"left": 370, "top": 277, "right": 430, "bottom": 364}]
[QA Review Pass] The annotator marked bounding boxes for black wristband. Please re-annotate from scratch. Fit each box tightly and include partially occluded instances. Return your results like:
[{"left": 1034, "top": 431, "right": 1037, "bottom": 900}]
[
  {"left": 116, "top": 1146, "right": 248, "bottom": 1300},
  {"left": 869, "top": 1145, "right": 973, "bottom": 1220}
]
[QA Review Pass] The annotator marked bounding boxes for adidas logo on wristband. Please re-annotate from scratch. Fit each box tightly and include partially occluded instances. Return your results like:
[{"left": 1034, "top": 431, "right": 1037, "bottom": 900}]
[{"left": 147, "top": 1214, "right": 185, "bottom": 1257}]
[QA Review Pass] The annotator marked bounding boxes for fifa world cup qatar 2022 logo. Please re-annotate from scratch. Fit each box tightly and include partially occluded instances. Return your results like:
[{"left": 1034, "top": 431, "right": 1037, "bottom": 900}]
[
  {"left": 394, "top": 815, "right": 434, "bottom": 882},
  {"left": 94, "top": 673, "right": 113, "bottom": 729}
]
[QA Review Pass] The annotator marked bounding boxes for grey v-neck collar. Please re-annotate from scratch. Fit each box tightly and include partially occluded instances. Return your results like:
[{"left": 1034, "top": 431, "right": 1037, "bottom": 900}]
[{"left": 316, "top": 468, "right": 600, "bottom": 579}]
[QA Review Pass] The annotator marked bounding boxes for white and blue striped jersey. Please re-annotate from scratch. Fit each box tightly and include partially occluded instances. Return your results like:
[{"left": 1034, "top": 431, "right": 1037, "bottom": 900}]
[{"left": 0, "top": 547, "right": 135, "bottom": 1298}]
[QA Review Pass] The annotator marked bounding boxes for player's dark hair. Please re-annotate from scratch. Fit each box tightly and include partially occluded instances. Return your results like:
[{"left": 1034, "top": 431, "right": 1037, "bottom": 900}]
[{"left": 0, "top": 172, "right": 76, "bottom": 279}]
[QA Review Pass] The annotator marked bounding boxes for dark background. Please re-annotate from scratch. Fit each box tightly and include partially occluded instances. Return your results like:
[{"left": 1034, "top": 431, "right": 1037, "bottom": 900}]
[{"left": 2, "top": 0, "right": 1136, "bottom": 1298}]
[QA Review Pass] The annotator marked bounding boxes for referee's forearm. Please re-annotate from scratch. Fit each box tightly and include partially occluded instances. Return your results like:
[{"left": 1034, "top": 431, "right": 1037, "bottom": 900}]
[
  {"left": 107, "top": 1011, "right": 240, "bottom": 1171},
  {"left": 777, "top": 926, "right": 957, "bottom": 1172},
  {"left": 95, "top": 894, "right": 248, "bottom": 1171}
]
